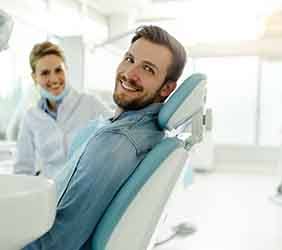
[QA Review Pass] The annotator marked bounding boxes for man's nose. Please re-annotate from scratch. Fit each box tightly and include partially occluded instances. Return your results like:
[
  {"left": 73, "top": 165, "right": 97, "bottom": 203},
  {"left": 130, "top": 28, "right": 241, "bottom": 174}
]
[{"left": 125, "top": 64, "right": 140, "bottom": 82}]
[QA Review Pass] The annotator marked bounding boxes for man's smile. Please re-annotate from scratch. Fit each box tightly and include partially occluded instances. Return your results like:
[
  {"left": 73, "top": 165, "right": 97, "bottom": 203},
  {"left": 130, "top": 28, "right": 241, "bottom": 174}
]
[{"left": 119, "top": 79, "right": 142, "bottom": 92}]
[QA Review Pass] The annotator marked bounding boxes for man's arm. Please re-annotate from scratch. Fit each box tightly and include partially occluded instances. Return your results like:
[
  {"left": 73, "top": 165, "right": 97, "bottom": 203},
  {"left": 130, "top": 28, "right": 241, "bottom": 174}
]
[{"left": 23, "top": 131, "right": 143, "bottom": 250}]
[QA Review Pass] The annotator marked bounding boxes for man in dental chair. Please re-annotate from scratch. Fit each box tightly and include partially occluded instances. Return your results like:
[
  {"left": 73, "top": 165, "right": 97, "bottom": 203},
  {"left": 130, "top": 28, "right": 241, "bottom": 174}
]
[{"left": 21, "top": 25, "right": 187, "bottom": 250}]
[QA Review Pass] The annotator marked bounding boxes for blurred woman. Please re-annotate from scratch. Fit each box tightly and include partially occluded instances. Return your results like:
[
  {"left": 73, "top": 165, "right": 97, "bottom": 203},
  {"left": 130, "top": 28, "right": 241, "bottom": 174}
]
[{"left": 14, "top": 41, "right": 110, "bottom": 178}]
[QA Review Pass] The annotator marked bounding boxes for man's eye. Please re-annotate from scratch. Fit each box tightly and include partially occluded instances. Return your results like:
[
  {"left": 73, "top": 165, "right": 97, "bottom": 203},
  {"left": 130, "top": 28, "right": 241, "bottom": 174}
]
[
  {"left": 143, "top": 65, "right": 155, "bottom": 74},
  {"left": 125, "top": 56, "right": 134, "bottom": 63}
]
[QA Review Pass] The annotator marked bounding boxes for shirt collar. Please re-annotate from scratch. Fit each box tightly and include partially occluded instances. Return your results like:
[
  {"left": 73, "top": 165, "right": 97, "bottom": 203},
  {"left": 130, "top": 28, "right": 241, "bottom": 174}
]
[
  {"left": 38, "top": 98, "right": 62, "bottom": 120},
  {"left": 111, "top": 103, "right": 163, "bottom": 122}
]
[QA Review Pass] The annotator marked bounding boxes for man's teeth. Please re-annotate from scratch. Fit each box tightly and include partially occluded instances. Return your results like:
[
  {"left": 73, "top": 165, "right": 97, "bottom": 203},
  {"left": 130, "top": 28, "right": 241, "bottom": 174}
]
[{"left": 121, "top": 81, "right": 138, "bottom": 91}]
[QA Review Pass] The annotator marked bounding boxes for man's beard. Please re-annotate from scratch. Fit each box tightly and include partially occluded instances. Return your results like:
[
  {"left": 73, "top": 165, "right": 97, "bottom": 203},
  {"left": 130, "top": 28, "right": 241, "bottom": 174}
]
[
  {"left": 113, "top": 91, "right": 160, "bottom": 110},
  {"left": 113, "top": 75, "right": 163, "bottom": 111}
]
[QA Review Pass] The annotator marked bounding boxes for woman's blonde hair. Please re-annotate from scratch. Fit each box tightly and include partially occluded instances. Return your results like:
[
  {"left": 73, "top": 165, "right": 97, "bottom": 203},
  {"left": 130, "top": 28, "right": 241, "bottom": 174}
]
[{"left": 29, "top": 41, "right": 66, "bottom": 73}]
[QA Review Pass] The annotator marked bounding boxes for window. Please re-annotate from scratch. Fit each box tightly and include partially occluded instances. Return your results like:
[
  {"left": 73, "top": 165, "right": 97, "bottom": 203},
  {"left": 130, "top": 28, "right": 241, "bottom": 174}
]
[
  {"left": 84, "top": 47, "right": 121, "bottom": 92},
  {"left": 260, "top": 60, "right": 282, "bottom": 146},
  {"left": 0, "top": 19, "right": 46, "bottom": 141},
  {"left": 194, "top": 57, "right": 258, "bottom": 144}
]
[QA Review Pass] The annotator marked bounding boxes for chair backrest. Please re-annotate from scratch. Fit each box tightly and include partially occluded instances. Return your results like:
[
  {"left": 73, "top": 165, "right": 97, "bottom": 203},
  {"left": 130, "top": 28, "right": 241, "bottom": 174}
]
[{"left": 91, "top": 73, "right": 207, "bottom": 250}]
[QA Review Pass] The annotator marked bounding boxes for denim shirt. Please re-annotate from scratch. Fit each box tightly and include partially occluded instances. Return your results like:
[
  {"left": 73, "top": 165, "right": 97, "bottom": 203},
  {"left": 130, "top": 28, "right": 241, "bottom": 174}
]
[{"left": 23, "top": 103, "right": 164, "bottom": 250}]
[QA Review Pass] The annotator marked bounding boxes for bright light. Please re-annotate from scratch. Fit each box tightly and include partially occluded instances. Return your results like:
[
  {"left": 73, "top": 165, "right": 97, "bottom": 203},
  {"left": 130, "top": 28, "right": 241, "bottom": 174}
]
[{"left": 155, "top": 0, "right": 282, "bottom": 45}]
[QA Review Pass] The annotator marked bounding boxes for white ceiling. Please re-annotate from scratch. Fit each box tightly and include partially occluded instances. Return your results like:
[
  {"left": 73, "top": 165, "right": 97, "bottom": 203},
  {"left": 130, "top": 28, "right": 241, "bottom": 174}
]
[
  {"left": 86, "top": 0, "right": 151, "bottom": 15},
  {"left": 86, "top": 0, "right": 282, "bottom": 22},
  {"left": 84, "top": 0, "right": 282, "bottom": 56}
]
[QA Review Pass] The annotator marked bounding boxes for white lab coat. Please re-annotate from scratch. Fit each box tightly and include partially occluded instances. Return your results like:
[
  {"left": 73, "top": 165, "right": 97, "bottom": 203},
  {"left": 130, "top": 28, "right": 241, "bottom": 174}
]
[{"left": 14, "top": 87, "right": 111, "bottom": 178}]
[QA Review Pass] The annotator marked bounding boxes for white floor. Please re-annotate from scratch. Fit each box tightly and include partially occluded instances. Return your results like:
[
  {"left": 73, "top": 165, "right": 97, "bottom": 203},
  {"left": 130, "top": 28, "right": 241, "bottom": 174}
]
[{"left": 154, "top": 171, "right": 282, "bottom": 250}]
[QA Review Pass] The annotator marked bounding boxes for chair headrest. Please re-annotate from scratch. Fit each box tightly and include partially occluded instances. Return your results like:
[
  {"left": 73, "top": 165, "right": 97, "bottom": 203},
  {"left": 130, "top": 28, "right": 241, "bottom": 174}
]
[{"left": 158, "top": 73, "right": 207, "bottom": 130}]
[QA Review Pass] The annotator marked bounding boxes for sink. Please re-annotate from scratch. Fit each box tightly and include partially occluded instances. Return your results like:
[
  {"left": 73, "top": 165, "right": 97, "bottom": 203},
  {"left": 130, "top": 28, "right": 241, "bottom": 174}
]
[{"left": 0, "top": 175, "right": 56, "bottom": 250}]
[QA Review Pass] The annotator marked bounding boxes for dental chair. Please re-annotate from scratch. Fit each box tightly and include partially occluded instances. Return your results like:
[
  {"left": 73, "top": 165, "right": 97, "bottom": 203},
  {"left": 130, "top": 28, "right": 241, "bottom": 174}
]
[{"left": 90, "top": 73, "right": 207, "bottom": 250}]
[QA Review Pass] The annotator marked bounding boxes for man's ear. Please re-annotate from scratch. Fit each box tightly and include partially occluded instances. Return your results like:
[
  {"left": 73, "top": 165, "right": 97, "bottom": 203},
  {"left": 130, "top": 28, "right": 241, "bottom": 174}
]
[{"left": 160, "top": 81, "right": 177, "bottom": 99}]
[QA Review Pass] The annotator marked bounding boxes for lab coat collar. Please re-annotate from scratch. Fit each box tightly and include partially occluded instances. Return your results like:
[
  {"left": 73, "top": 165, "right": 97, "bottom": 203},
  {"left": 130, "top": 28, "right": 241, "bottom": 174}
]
[{"left": 56, "top": 87, "right": 81, "bottom": 124}]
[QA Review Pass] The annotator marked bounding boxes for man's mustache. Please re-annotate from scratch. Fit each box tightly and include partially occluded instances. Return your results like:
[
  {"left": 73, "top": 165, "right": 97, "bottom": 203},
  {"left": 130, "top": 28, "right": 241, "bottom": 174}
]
[{"left": 118, "top": 74, "right": 143, "bottom": 91}]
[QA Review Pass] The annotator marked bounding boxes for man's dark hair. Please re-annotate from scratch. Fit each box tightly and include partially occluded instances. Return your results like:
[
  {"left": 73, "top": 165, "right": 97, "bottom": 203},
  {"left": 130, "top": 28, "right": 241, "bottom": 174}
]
[{"left": 131, "top": 25, "right": 187, "bottom": 83}]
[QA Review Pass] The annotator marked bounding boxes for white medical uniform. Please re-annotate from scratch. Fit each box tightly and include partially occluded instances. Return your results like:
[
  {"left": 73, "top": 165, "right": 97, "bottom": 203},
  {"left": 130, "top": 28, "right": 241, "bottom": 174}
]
[{"left": 14, "top": 87, "right": 111, "bottom": 178}]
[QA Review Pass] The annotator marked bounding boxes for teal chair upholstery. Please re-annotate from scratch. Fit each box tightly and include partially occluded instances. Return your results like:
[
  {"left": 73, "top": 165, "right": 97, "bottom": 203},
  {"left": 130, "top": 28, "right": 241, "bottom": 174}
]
[{"left": 91, "top": 73, "right": 207, "bottom": 250}]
